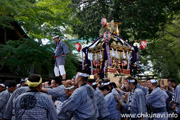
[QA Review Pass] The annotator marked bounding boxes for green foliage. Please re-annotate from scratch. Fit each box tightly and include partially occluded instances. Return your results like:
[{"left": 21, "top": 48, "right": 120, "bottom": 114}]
[
  {"left": 71, "top": 0, "right": 179, "bottom": 41},
  {"left": 0, "top": 0, "right": 80, "bottom": 78},
  {"left": 0, "top": 0, "right": 79, "bottom": 39},
  {"left": 0, "top": 39, "right": 53, "bottom": 77},
  {"left": 146, "top": 15, "right": 180, "bottom": 82},
  {"left": 0, "top": 39, "right": 80, "bottom": 79},
  {"left": 1, "top": 0, "right": 180, "bottom": 80}
]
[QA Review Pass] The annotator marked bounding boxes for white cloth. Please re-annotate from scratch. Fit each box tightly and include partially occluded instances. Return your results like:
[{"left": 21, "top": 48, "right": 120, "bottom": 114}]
[{"left": 54, "top": 65, "right": 66, "bottom": 76}]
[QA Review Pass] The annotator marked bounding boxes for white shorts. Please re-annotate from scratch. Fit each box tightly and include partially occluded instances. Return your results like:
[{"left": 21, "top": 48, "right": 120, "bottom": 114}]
[{"left": 54, "top": 65, "right": 66, "bottom": 76}]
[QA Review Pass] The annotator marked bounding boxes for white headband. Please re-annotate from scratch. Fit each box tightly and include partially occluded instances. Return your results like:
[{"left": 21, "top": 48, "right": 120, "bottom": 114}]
[
  {"left": 150, "top": 79, "right": 158, "bottom": 83},
  {"left": 128, "top": 79, "right": 135, "bottom": 83},
  {"left": 25, "top": 78, "right": 28, "bottom": 81},
  {"left": 17, "top": 84, "right": 21, "bottom": 88},
  {"left": 78, "top": 72, "right": 89, "bottom": 77},
  {"left": 21, "top": 78, "right": 28, "bottom": 82},
  {"left": 101, "top": 82, "right": 110, "bottom": 86},
  {"left": 53, "top": 35, "right": 59, "bottom": 39},
  {"left": 92, "top": 82, "right": 97, "bottom": 86},
  {"left": 0, "top": 84, "right": 5, "bottom": 88},
  {"left": 65, "top": 86, "right": 74, "bottom": 90}
]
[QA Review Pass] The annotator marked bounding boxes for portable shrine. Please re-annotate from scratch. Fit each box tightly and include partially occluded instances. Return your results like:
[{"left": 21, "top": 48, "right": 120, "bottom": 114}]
[{"left": 82, "top": 18, "right": 140, "bottom": 80}]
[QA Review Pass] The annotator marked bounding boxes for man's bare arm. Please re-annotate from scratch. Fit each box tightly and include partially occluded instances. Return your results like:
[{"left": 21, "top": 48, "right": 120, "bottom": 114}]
[{"left": 41, "top": 87, "right": 48, "bottom": 93}]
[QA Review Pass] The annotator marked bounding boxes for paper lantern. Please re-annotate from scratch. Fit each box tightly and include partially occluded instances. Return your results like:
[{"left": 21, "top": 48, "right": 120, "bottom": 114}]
[
  {"left": 101, "top": 17, "right": 107, "bottom": 26},
  {"left": 140, "top": 40, "right": 147, "bottom": 49},
  {"left": 75, "top": 42, "right": 81, "bottom": 51}
]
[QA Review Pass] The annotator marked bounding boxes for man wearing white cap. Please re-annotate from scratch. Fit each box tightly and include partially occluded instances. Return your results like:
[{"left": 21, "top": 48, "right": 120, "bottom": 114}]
[
  {"left": 64, "top": 85, "right": 75, "bottom": 97},
  {"left": 56, "top": 72, "right": 98, "bottom": 120},
  {"left": 54, "top": 85, "right": 75, "bottom": 120},
  {"left": 3, "top": 78, "right": 29, "bottom": 120},
  {"left": 104, "top": 83, "right": 121, "bottom": 120},
  {"left": 136, "top": 79, "right": 151, "bottom": 96},
  {"left": 146, "top": 79, "right": 168, "bottom": 120},
  {"left": 171, "top": 84, "right": 180, "bottom": 120},
  {"left": 122, "top": 77, "right": 147, "bottom": 120},
  {"left": 42, "top": 77, "right": 72, "bottom": 120},
  {"left": 53, "top": 35, "right": 69, "bottom": 80},
  {"left": 0, "top": 80, "right": 17, "bottom": 120},
  {"left": 87, "top": 75, "right": 110, "bottom": 120}
]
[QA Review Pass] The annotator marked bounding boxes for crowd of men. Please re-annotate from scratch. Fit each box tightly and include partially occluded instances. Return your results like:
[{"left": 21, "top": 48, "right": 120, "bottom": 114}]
[{"left": 0, "top": 73, "right": 180, "bottom": 120}]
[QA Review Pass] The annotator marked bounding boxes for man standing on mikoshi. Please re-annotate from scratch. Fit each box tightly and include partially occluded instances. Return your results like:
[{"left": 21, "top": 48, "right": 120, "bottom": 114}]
[{"left": 53, "top": 35, "right": 69, "bottom": 80}]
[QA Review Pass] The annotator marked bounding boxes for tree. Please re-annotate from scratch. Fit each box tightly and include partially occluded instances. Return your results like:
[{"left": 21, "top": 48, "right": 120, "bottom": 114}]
[
  {"left": 145, "top": 15, "right": 180, "bottom": 82},
  {"left": 71, "top": 0, "right": 179, "bottom": 42},
  {"left": 0, "top": 38, "right": 53, "bottom": 77},
  {"left": 0, "top": 39, "right": 80, "bottom": 79},
  {"left": 0, "top": 0, "right": 80, "bottom": 78},
  {"left": 0, "top": 0, "right": 79, "bottom": 39}
]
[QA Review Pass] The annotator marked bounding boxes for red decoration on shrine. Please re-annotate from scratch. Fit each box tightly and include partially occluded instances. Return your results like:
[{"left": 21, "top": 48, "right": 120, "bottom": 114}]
[
  {"left": 140, "top": 40, "right": 147, "bottom": 50},
  {"left": 75, "top": 42, "right": 81, "bottom": 52},
  {"left": 93, "top": 60, "right": 98, "bottom": 66},
  {"left": 103, "top": 31, "right": 111, "bottom": 42},
  {"left": 122, "top": 60, "right": 128, "bottom": 66},
  {"left": 101, "top": 17, "right": 107, "bottom": 26}
]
